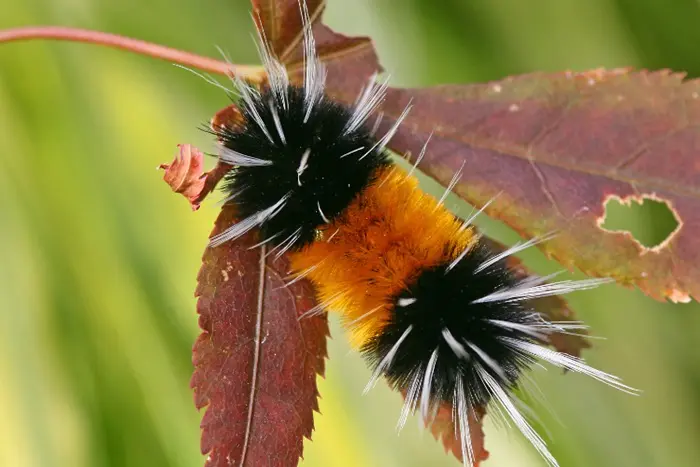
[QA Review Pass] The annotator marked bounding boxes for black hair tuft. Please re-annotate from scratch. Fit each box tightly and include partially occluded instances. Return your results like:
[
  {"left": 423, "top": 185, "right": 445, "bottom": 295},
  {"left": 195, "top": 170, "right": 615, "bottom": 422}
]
[
  {"left": 362, "top": 242, "right": 539, "bottom": 408},
  {"left": 217, "top": 84, "right": 390, "bottom": 249}
]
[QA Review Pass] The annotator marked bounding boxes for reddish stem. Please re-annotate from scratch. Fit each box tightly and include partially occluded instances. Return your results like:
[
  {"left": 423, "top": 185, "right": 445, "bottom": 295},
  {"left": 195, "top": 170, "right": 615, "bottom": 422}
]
[{"left": 0, "top": 26, "right": 265, "bottom": 81}]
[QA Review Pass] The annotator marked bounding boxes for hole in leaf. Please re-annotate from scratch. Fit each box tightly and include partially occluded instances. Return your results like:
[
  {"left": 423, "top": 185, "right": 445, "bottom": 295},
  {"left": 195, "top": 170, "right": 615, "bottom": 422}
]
[{"left": 600, "top": 195, "right": 680, "bottom": 249}]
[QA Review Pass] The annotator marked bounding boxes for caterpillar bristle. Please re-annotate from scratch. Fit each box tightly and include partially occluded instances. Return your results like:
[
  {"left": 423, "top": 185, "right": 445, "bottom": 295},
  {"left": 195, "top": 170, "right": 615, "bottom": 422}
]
[
  {"left": 436, "top": 160, "right": 465, "bottom": 209},
  {"left": 345, "top": 74, "right": 390, "bottom": 136},
  {"left": 207, "top": 2, "right": 638, "bottom": 465}
]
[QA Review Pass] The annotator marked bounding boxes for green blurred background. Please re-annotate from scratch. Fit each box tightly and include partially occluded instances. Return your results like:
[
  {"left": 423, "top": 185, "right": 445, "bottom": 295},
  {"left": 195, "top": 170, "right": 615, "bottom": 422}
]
[{"left": 1, "top": 0, "right": 699, "bottom": 466}]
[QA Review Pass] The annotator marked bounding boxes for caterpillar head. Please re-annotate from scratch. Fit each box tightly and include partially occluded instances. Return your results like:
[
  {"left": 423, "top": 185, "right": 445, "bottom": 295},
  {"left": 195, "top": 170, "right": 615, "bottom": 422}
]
[{"left": 215, "top": 84, "right": 389, "bottom": 250}]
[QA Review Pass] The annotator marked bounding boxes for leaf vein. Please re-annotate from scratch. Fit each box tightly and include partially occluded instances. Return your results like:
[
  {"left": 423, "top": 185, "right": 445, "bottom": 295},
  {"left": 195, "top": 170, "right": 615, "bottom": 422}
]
[{"left": 239, "top": 243, "right": 267, "bottom": 467}]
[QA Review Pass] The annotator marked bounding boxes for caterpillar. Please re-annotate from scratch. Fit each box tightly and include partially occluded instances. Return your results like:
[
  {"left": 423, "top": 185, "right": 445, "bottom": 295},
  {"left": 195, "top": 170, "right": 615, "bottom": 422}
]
[{"left": 208, "top": 2, "right": 636, "bottom": 466}]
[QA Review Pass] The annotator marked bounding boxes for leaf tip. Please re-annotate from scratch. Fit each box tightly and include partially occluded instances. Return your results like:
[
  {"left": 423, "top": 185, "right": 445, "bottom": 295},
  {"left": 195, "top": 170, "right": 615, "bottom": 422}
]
[{"left": 668, "top": 288, "right": 692, "bottom": 304}]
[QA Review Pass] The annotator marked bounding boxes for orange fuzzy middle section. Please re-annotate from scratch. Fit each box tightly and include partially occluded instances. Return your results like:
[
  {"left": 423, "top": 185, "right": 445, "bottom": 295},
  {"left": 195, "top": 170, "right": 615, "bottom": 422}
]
[{"left": 289, "top": 165, "right": 477, "bottom": 349}]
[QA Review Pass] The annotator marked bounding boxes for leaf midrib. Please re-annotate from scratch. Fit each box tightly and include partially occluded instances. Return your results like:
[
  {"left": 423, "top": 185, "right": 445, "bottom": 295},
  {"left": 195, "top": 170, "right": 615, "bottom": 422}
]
[{"left": 239, "top": 243, "right": 267, "bottom": 467}]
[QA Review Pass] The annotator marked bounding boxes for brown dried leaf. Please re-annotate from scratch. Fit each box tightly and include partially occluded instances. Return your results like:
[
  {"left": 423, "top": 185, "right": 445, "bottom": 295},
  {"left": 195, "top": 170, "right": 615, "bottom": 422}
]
[
  {"left": 159, "top": 144, "right": 231, "bottom": 211},
  {"left": 191, "top": 206, "right": 328, "bottom": 467},
  {"left": 375, "top": 70, "right": 699, "bottom": 303},
  {"left": 210, "top": 100, "right": 245, "bottom": 135},
  {"left": 425, "top": 400, "right": 489, "bottom": 466}
]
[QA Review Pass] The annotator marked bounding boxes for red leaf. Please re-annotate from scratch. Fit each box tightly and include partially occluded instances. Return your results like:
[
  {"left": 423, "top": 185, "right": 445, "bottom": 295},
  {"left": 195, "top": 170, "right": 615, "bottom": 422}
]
[
  {"left": 159, "top": 144, "right": 231, "bottom": 211},
  {"left": 371, "top": 71, "right": 700, "bottom": 303},
  {"left": 252, "top": 0, "right": 381, "bottom": 100},
  {"left": 252, "top": 0, "right": 325, "bottom": 58},
  {"left": 211, "top": 103, "right": 244, "bottom": 134},
  {"left": 185, "top": 4, "right": 369, "bottom": 465},
  {"left": 250, "top": 4, "right": 699, "bottom": 303},
  {"left": 398, "top": 385, "right": 488, "bottom": 463},
  {"left": 423, "top": 399, "right": 489, "bottom": 466},
  {"left": 191, "top": 206, "right": 328, "bottom": 467}
]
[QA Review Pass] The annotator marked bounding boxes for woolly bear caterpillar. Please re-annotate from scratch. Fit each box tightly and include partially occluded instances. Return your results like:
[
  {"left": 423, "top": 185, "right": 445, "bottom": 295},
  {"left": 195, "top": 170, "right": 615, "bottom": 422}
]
[{"left": 208, "top": 2, "right": 637, "bottom": 466}]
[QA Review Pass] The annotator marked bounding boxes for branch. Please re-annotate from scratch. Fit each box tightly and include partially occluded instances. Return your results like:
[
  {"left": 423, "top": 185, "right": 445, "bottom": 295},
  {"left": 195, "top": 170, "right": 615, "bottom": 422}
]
[{"left": 0, "top": 26, "right": 266, "bottom": 82}]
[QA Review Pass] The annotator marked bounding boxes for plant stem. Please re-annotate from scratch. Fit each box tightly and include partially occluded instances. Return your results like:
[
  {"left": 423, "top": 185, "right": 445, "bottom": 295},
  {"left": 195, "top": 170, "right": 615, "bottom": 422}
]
[{"left": 0, "top": 26, "right": 265, "bottom": 82}]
